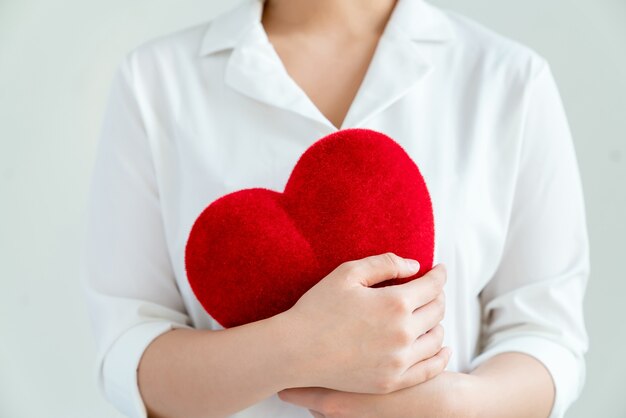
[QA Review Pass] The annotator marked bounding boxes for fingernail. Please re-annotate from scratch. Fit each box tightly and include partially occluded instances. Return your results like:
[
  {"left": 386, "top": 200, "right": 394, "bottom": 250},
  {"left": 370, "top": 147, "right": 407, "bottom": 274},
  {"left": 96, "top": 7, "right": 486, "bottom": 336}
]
[{"left": 405, "top": 258, "right": 420, "bottom": 271}]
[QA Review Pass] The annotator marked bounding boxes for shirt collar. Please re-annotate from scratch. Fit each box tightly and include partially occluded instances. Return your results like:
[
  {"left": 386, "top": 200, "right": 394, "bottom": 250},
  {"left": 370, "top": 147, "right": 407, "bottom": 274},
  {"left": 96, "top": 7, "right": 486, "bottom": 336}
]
[{"left": 198, "top": 0, "right": 456, "bottom": 57}]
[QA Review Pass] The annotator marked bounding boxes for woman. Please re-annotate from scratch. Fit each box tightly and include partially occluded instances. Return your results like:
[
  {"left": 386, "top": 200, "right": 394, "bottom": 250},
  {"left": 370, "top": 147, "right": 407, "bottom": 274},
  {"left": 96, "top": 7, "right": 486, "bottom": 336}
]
[{"left": 82, "top": 0, "right": 589, "bottom": 417}]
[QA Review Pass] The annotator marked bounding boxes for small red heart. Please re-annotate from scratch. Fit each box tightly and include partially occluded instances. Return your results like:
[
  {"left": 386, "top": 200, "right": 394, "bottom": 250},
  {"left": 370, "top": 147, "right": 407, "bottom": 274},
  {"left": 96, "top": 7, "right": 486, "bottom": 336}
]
[{"left": 185, "top": 128, "right": 434, "bottom": 328}]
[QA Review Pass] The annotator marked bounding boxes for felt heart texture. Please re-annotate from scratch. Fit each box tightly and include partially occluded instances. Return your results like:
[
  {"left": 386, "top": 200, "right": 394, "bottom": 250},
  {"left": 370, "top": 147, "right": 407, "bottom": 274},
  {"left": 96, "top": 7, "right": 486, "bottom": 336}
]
[{"left": 185, "top": 128, "right": 434, "bottom": 328}]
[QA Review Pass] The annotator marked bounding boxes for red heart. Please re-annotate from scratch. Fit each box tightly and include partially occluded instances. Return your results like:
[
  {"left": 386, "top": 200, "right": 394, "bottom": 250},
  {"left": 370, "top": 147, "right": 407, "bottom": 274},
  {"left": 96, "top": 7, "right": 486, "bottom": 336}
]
[{"left": 184, "top": 128, "right": 434, "bottom": 328}]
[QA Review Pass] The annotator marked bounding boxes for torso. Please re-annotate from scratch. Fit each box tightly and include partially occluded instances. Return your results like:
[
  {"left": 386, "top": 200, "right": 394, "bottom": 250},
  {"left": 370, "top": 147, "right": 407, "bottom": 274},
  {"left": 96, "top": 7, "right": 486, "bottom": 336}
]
[{"left": 114, "top": 1, "right": 556, "bottom": 414}]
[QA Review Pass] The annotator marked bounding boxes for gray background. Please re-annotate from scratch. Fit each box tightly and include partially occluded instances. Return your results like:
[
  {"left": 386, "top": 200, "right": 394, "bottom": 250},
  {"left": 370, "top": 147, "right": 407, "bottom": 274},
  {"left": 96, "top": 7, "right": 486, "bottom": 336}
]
[{"left": 0, "top": 0, "right": 624, "bottom": 417}]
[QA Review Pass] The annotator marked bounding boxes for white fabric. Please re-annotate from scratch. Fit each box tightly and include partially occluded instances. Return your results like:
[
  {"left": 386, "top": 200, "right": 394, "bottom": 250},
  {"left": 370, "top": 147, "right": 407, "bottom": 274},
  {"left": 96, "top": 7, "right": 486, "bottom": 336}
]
[{"left": 80, "top": 0, "right": 590, "bottom": 417}]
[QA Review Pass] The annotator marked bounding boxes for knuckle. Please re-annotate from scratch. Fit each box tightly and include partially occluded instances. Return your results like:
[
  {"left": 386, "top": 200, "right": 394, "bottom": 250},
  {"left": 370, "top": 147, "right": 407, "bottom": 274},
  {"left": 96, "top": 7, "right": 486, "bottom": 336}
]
[
  {"left": 436, "top": 307, "right": 445, "bottom": 323},
  {"left": 437, "top": 300, "right": 446, "bottom": 321},
  {"left": 412, "top": 366, "right": 427, "bottom": 384},
  {"left": 432, "top": 266, "right": 447, "bottom": 289},
  {"left": 387, "top": 321, "right": 415, "bottom": 349},
  {"left": 436, "top": 293, "right": 446, "bottom": 311},
  {"left": 432, "top": 324, "right": 444, "bottom": 342},
  {"left": 381, "top": 252, "right": 399, "bottom": 277},
  {"left": 435, "top": 263, "right": 447, "bottom": 281},
  {"left": 427, "top": 355, "right": 446, "bottom": 378},
  {"left": 438, "top": 267, "right": 448, "bottom": 286},
  {"left": 428, "top": 336, "right": 443, "bottom": 356},
  {"left": 440, "top": 263, "right": 448, "bottom": 280},
  {"left": 386, "top": 352, "right": 407, "bottom": 370},
  {"left": 334, "top": 261, "right": 351, "bottom": 277},
  {"left": 422, "top": 366, "right": 436, "bottom": 382},
  {"left": 428, "top": 274, "right": 442, "bottom": 295},
  {"left": 393, "top": 328, "right": 412, "bottom": 346},
  {"left": 339, "top": 259, "right": 357, "bottom": 272},
  {"left": 433, "top": 355, "right": 446, "bottom": 374},
  {"left": 374, "top": 376, "right": 396, "bottom": 394},
  {"left": 386, "top": 293, "right": 410, "bottom": 315},
  {"left": 341, "top": 261, "right": 363, "bottom": 280}
]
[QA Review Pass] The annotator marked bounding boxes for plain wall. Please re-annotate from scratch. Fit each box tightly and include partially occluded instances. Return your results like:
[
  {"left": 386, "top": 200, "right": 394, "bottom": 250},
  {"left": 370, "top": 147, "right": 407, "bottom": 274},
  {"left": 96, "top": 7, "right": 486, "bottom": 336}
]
[{"left": 0, "top": 0, "right": 624, "bottom": 417}]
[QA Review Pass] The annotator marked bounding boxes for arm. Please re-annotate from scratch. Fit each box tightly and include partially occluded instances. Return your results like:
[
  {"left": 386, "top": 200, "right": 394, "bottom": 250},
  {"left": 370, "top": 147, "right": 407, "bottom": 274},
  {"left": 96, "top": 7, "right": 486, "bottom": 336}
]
[
  {"left": 82, "top": 53, "right": 306, "bottom": 418},
  {"left": 138, "top": 259, "right": 450, "bottom": 418},
  {"left": 279, "top": 57, "right": 589, "bottom": 418},
  {"left": 137, "top": 316, "right": 302, "bottom": 418},
  {"left": 83, "top": 53, "right": 311, "bottom": 418},
  {"left": 470, "top": 57, "right": 589, "bottom": 418},
  {"left": 81, "top": 52, "right": 195, "bottom": 418},
  {"left": 465, "top": 352, "right": 555, "bottom": 417},
  {"left": 82, "top": 52, "right": 449, "bottom": 418}
]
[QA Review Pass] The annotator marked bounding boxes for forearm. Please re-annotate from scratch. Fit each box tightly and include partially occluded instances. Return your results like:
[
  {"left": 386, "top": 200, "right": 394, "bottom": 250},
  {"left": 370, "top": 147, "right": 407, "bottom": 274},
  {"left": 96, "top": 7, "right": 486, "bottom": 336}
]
[
  {"left": 465, "top": 352, "right": 555, "bottom": 418},
  {"left": 137, "top": 312, "right": 302, "bottom": 418},
  {"left": 278, "top": 352, "right": 556, "bottom": 418},
  {"left": 135, "top": 253, "right": 445, "bottom": 418}
]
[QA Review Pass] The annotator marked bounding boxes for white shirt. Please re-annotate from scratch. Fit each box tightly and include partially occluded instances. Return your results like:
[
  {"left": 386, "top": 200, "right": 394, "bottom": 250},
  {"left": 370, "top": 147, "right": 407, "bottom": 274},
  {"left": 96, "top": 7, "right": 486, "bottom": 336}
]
[{"left": 80, "top": 0, "right": 590, "bottom": 417}]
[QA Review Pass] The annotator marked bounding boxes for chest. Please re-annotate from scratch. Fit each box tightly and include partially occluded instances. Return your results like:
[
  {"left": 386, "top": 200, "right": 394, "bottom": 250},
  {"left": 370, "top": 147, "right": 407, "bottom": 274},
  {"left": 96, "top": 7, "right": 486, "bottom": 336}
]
[
  {"left": 151, "top": 40, "right": 524, "bottom": 338},
  {"left": 265, "top": 31, "right": 382, "bottom": 130}
]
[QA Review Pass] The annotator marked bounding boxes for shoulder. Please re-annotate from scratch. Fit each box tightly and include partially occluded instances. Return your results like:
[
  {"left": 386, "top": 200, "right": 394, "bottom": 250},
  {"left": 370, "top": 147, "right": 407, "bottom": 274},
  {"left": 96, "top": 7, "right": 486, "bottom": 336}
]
[
  {"left": 120, "top": 20, "right": 210, "bottom": 76},
  {"left": 108, "top": 17, "right": 223, "bottom": 113},
  {"left": 435, "top": 5, "right": 549, "bottom": 84}
]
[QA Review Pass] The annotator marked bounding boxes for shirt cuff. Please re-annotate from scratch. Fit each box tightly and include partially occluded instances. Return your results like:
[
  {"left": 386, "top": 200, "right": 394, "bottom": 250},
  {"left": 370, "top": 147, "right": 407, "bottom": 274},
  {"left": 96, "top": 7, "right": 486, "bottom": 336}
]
[
  {"left": 97, "top": 321, "right": 193, "bottom": 418},
  {"left": 469, "top": 335, "right": 585, "bottom": 418}
]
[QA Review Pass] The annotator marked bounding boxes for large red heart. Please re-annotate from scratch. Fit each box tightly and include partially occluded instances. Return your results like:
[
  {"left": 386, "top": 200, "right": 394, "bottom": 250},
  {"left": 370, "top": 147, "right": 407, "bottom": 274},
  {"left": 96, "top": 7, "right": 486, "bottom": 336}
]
[{"left": 184, "top": 128, "right": 434, "bottom": 328}]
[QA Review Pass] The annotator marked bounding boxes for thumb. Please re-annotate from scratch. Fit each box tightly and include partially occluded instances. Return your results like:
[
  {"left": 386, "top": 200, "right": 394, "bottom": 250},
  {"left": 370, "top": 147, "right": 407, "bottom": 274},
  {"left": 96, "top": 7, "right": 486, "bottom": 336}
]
[{"left": 349, "top": 252, "right": 420, "bottom": 287}]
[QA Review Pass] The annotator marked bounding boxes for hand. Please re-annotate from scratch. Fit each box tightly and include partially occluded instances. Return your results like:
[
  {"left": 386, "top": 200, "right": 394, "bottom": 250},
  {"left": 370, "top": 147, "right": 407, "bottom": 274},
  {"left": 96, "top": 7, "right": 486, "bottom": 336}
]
[
  {"left": 278, "top": 370, "right": 475, "bottom": 418},
  {"left": 278, "top": 253, "right": 448, "bottom": 394}
]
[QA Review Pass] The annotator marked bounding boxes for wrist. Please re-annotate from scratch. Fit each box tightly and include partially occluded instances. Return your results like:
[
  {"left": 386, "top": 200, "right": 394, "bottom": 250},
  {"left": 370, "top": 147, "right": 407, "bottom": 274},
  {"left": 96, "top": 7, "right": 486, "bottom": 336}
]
[{"left": 265, "top": 310, "right": 315, "bottom": 389}]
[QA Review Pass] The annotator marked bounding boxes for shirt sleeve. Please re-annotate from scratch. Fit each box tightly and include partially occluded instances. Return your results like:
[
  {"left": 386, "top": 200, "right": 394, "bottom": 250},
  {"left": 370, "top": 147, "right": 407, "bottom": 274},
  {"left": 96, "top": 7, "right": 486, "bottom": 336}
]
[
  {"left": 80, "top": 52, "right": 193, "bottom": 418},
  {"left": 469, "top": 58, "right": 590, "bottom": 418}
]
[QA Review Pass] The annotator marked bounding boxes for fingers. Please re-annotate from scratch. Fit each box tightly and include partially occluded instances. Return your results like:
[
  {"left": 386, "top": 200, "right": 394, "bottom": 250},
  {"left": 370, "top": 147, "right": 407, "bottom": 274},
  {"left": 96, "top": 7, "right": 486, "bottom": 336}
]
[
  {"left": 277, "top": 387, "right": 328, "bottom": 409},
  {"left": 407, "top": 324, "right": 445, "bottom": 367},
  {"left": 398, "top": 346, "right": 452, "bottom": 389},
  {"left": 338, "top": 252, "right": 421, "bottom": 287},
  {"left": 389, "top": 263, "right": 447, "bottom": 311},
  {"left": 410, "top": 290, "right": 446, "bottom": 338}
]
